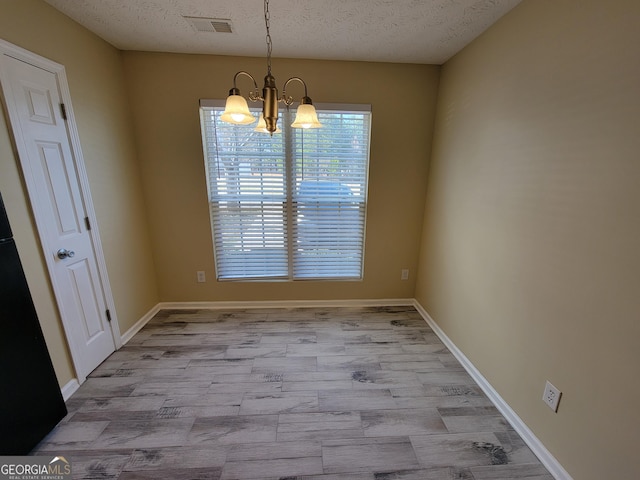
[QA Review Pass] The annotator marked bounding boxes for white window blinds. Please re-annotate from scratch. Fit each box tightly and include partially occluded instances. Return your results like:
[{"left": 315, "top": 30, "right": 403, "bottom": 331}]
[{"left": 200, "top": 101, "right": 371, "bottom": 281}]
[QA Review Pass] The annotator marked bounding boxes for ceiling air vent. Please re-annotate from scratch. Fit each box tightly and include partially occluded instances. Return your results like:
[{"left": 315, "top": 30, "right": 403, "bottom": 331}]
[{"left": 184, "top": 17, "right": 234, "bottom": 34}]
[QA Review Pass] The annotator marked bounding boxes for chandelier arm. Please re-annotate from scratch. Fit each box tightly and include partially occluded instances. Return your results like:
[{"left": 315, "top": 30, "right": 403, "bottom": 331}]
[
  {"left": 281, "top": 77, "right": 309, "bottom": 105},
  {"left": 233, "top": 71, "right": 258, "bottom": 89},
  {"left": 230, "top": 71, "right": 262, "bottom": 102}
]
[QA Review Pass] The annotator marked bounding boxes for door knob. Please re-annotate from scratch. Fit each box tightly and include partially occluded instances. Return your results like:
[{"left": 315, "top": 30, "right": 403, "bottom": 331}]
[{"left": 57, "top": 248, "right": 75, "bottom": 259}]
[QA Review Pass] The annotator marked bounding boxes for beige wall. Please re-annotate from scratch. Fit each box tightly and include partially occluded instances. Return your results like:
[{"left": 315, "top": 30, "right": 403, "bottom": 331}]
[
  {"left": 0, "top": 0, "right": 159, "bottom": 385},
  {"left": 122, "top": 52, "right": 439, "bottom": 301},
  {"left": 415, "top": 1, "right": 640, "bottom": 478}
]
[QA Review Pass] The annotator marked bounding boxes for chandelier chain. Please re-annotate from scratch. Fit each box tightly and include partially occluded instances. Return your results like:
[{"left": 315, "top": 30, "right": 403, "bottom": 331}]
[{"left": 264, "top": 0, "right": 272, "bottom": 75}]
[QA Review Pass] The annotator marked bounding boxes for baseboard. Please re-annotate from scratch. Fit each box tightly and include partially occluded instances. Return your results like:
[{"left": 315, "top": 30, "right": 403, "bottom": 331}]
[
  {"left": 120, "top": 303, "right": 162, "bottom": 345},
  {"left": 412, "top": 300, "right": 572, "bottom": 480},
  {"left": 120, "top": 299, "right": 413, "bottom": 346},
  {"left": 157, "top": 298, "right": 414, "bottom": 310},
  {"left": 60, "top": 378, "right": 80, "bottom": 401}
]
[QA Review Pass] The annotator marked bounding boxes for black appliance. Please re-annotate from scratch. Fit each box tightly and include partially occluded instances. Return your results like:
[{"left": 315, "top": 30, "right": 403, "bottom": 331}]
[{"left": 0, "top": 192, "right": 67, "bottom": 454}]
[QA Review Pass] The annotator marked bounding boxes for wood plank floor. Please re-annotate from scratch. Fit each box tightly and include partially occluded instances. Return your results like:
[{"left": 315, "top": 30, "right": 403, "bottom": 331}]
[{"left": 33, "top": 306, "right": 554, "bottom": 479}]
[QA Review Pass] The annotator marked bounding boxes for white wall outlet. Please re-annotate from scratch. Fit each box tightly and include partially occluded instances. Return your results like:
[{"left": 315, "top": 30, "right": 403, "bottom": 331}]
[
  {"left": 401, "top": 269, "right": 409, "bottom": 280},
  {"left": 196, "top": 271, "right": 206, "bottom": 283},
  {"left": 542, "top": 380, "right": 561, "bottom": 412}
]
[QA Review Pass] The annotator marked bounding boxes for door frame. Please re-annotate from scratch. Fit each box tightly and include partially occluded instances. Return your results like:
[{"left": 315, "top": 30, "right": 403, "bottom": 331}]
[{"left": 0, "top": 39, "right": 121, "bottom": 383}]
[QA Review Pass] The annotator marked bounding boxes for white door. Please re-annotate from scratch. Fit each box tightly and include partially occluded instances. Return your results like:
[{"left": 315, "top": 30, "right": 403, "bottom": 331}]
[{"left": 0, "top": 42, "right": 119, "bottom": 382}]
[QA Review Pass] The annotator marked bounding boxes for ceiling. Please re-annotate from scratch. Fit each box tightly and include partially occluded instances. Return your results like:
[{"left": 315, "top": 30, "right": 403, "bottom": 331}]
[{"left": 43, "top": 0, "right": 522, "bottom": 65}]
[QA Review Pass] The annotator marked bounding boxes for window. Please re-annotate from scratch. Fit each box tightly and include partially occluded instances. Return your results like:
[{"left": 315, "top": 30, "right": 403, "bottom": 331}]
[{"left": 199, "top": 100, "right": 371, "bottom": 281}]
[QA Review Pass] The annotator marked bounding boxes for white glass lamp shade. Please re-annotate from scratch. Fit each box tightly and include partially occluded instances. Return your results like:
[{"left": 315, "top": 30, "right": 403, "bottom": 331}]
[
  {"left": 255, "top": 115, "right": 281, "bottom": 133},
  {"left": 220, "top": 95, "right": 256, "bottom": 124},
  {"left": 291, "top": 104, "right": 322, "bottom": 129}
]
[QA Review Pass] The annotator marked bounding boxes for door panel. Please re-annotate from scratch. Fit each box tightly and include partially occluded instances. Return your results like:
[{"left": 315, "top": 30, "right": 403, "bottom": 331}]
[
  {"left": 25, "top": 84, "right": 55, "bottom": 124},
  {"left": 39, "top": 140, "right": 82, "bottom": 235},
  {"left": 68, "top": 258, "right": 104, "bottom": 340}
]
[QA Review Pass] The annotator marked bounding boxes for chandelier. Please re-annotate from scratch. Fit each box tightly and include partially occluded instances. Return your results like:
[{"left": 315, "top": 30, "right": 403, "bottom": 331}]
[{"left": 220, "top": 0, "right": 322, "bottom": 135}]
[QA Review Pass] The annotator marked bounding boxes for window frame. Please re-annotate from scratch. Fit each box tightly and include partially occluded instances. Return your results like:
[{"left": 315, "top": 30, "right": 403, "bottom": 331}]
[{"left": 199, "top": 99, "right": 372, "bottom": 282}]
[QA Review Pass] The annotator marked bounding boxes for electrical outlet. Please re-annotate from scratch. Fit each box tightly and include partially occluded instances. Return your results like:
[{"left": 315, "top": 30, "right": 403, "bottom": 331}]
[
  {"left": 401, "top": 269, "right": 409, "bottom": 280},
  {"left": 196, "top": 271, "right": 206, "bottom": 283},
  {"left": 542, "top": 380, "right": 561, "bottom": 412}
]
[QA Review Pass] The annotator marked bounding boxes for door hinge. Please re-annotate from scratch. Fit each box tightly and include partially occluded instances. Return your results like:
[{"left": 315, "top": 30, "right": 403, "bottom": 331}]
[
  {"left": 106, "top": 309, "right": 112, "bottom": 322},
  {"left": 60, "top": 103, "right": 67, "bottom": 120},
  {"left": 84, "top": 216, "right": 91, "bottom": 231}
]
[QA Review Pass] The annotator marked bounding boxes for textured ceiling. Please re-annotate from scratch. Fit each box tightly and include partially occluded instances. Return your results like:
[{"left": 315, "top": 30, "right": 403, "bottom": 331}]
[{"left": 43, "top": 0, "right": 522, "bottom": 65}]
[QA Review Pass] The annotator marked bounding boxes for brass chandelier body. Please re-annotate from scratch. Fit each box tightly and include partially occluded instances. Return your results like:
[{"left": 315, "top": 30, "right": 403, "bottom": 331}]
[{"left": 221, "top": 0, "right": 322, "bottom": 135}]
